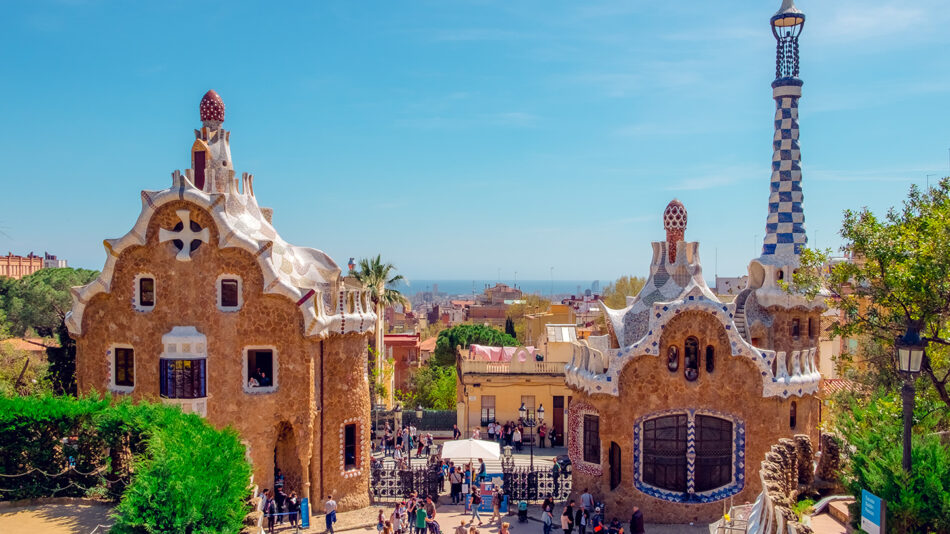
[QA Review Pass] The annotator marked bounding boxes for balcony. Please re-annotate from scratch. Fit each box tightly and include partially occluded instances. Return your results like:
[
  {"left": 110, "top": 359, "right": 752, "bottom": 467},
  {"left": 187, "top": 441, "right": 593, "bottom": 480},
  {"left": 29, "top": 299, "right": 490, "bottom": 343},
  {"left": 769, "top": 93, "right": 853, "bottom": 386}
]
[{"left": 458, "top": 358, "right": 566, "bottom": 376}]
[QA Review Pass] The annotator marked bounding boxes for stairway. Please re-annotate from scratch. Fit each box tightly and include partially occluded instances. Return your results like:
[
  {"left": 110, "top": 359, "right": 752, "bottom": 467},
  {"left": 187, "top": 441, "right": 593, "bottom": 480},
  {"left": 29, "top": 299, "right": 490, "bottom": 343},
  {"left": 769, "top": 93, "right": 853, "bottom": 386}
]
[{"left": 733, "top": 289, "right": 751, "bottom": 340}]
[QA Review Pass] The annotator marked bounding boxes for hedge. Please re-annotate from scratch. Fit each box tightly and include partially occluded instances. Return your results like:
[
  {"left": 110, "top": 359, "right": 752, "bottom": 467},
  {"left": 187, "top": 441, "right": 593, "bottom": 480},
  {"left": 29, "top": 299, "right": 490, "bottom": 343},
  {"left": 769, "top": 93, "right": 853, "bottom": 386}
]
[{"left": 0, "top": 394, "right": 251, "bottom": 533}]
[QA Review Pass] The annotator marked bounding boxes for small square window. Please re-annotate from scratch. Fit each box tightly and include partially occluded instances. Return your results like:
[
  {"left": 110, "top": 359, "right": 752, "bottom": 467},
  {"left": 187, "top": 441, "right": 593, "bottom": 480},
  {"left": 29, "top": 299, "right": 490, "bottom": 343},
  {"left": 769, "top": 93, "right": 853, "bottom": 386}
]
[
  {"left": 139, "top": 277, "right": 155, "bottom": 307},
  {"left": 221, "top": 279, "right": 239, "bottom": 307},
  {"left": 246, "top": 349, "right": 276, "bottom": 392},
  {"left": 114, "top": 348, "right": 134, "bottom": 388}
]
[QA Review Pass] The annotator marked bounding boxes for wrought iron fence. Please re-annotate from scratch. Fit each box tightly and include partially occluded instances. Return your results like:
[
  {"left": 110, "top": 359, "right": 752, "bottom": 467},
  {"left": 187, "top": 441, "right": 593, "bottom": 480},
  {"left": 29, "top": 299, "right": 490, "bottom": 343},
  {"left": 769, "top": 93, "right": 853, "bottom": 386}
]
[
  {"left": 370, "top": 464, "right": 443, "bottom": 502},
  {"left": 501, "top": 466, "right": 572, "bottom": 503}
]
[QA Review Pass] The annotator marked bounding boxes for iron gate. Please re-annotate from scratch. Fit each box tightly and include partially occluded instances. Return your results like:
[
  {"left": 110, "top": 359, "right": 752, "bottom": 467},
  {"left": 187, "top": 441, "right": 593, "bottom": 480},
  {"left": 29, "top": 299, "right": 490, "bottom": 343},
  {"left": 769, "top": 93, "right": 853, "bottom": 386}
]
[
  {"left": 501, "top": 466, "right": 572, "bottom": 503},
  {"left": 370, "top": 464, "right": 442, "bottom": 502}
]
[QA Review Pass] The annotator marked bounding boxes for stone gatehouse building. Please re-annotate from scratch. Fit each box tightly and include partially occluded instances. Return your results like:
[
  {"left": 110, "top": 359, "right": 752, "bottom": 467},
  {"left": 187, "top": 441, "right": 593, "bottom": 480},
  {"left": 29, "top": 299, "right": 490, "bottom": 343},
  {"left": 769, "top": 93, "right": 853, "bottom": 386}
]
[
  {"left": 66, "top": 90, "right": 375, "bottom": 511},
  {"left": 564, "top": 0, "right": 825, "bottom": 523}
]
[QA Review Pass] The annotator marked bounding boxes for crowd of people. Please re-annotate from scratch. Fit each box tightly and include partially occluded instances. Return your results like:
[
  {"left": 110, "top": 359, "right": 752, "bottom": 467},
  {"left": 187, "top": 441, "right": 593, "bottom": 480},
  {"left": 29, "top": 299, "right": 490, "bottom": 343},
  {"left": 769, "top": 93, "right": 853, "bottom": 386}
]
[
  {"left": 478, "top": 421, "right": 557, "bottom": 450},
  {"left": 376, "top": 422, "right": 436, "bottom": 468},
  {"left": 261, "top": 469, "right": 302, "bottom": 533}
]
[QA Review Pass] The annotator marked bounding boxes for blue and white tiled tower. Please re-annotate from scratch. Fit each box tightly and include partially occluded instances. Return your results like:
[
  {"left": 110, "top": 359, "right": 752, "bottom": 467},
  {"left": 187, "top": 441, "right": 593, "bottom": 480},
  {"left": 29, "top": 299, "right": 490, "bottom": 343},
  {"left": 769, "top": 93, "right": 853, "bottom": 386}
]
[
  {"left": 762, "top": 0, "right": 806, "bottom": 260},
  {"left": 744, "top": 0, "right": 823, "bottom": 311}
]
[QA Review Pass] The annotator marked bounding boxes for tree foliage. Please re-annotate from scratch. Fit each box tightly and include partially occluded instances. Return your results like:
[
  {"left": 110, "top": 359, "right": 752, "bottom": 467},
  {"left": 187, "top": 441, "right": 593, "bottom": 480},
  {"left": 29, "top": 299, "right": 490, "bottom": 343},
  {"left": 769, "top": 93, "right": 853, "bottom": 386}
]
[
  {"left": 0, "top": 268, "right": 99, "bottom": 395},
  {"left": 793, "top": 178, "right": 950, "bottom": 407},
  {"left": 432, "top": 323, "right": 518, "bottom": 367},
  {"left": 352, "top": 255, "right": 409, "bottom": 310},
  {"left": 0, "top": 394, "right": 252, "bottom": 533},
  {"left": 0, "top": 342, "right": 52, "bottom": 396},
  {"left": 833, "top": 388, "right": 950, "bottom": 533},
  {"left": 396, "top": 363, "right": 457, "bottom": 410},
  {"left": 601, "top": 275, "right": 647, "bottom": 309}
]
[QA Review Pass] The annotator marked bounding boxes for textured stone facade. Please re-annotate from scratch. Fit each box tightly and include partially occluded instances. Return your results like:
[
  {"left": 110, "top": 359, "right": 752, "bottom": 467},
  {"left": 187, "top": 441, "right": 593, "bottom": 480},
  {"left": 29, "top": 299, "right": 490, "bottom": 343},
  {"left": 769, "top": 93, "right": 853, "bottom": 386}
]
[
  {"left": 569, "top": 310, "right": 818, "bottom": 523},
  {"left": 69, "top": 91, "right": 375, "bottom": 512}
]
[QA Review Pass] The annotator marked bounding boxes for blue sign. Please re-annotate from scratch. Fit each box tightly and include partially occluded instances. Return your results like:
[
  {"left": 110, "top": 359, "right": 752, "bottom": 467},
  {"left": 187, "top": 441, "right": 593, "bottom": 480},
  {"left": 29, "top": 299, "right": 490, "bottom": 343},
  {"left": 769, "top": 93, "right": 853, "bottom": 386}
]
[
  {"left": 301, "top": 498, "right": 310, "bottom": 528},
  {"left": 860, "top": 489, "right": 885, "bottom": 534}
]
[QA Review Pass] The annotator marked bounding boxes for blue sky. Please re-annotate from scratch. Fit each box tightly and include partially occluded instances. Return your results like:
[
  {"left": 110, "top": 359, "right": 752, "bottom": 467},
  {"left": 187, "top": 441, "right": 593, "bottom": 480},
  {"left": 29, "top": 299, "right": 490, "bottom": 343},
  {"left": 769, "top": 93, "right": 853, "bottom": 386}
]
[{"left": 1, "top": 0, "right": 949, "bottom": 284}]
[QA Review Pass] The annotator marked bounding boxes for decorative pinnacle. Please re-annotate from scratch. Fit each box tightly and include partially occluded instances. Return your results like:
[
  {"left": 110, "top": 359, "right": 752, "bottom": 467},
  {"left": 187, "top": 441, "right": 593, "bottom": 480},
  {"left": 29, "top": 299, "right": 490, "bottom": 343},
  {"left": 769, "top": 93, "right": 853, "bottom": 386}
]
[
  {"left": 663, "top": 199, "right": 687, "bottom": 262},
  {"left": 199, "top": 90, "right": 225, "bottom": 123}
]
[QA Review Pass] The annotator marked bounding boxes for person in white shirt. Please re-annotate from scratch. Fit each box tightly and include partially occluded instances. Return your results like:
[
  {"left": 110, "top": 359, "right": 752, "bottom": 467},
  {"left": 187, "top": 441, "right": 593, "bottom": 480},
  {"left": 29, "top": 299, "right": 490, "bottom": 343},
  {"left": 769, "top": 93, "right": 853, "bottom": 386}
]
[
  {"left": 325, "top": 495, "right": 338, "bottom": 534},
  {"left": 513, "top": 428, "right": 522, "bottom": 451}
]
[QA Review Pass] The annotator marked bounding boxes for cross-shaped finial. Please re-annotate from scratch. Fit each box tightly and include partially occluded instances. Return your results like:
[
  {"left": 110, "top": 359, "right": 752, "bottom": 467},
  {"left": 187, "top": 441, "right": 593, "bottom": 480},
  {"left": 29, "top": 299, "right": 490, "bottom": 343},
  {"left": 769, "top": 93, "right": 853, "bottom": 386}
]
[{"left": 159, "top": 210, "right": 209, "bottom": 261}]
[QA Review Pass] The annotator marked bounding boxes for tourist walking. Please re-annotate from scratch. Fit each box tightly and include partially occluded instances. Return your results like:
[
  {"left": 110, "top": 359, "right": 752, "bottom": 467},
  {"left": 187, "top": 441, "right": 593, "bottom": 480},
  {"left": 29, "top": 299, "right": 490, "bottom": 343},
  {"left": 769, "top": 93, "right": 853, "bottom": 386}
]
[
  {"left": 562, "top": 501, "right": 575, "bottom": 534},
  {"left": 513, "top": 427, "right": 522, "bottom": 451},
  {"left": 263, "top": 489, "right": 277, "bottom": 534},
  {"left": 325, "top": 494, "right": 338, "bottom": 534},
  {"left": 288, "top": 491, "right": 300, "bottom": 528},
  {"left": 476, "top": 458, "right": 487, "bottom": 483},
  {"left": 575, "top": 507, "right": 587, "bottom": 534},
  {"left": 538, "top": 423, "right": 547, "bottom": 448},
  {"left": 542, "top": 508, "right": 554, "bottom": 534},
  {"left": 468, "top": 486, "right": 483, "bottom": 526},
  {"left": 491, "top": 486, "right": 503, "bottom": 522},
  {"left": 580, "top": 488, "right": 594, "bottom": 512},
  {"left": 416, "top": 502, "right": 429, "bottom": 534},
  {"left": 449, "top": 466, "right": 463, "bottom": 504},
  {"left": 453, "top": 424, "right": 462, "bottom": 440},
  {"left": 391, "top": 503, "right": 405, "bottom": 534},
  {"left": 425, "top": 496, "right": 438, "bottom": 520},
  {"left": 629, "top": 507, "right": 645, "bottom": 534}
]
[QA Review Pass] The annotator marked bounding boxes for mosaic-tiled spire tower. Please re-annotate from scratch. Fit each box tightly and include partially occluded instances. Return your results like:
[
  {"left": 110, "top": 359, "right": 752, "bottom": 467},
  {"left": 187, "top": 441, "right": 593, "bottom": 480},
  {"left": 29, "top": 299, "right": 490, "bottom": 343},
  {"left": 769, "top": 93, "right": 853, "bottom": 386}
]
[{"left": 761, "top": 0, "right": 806, "bottom": 260}]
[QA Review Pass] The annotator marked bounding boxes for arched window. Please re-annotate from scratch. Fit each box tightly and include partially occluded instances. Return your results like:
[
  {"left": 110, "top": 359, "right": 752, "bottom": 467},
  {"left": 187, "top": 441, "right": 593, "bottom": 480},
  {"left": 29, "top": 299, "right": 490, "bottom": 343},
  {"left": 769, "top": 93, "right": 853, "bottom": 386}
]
[
  {"left": 642, "top": 414, "right": 688, "bottom": 492},
  {"left": 705, "top": 345, "right": 715, "bottom": 373},
  {"left": 684, "top": 337, "right": 699, "bottom": 381},
  {"left": 609, "top": 442, "right": 622, "bottom": 490},
  {"left": 789, "top": 401, "right": 797, "bottom": 429},
  {"left": 694, "top": 415, "right": 733, "bottom": 492},
  {"left": 194, "top": 151, "right": 206, "bottom": 190},
  {"left": 667, "top": 345, "right": 679, "bottom": 372},
  {"left": 777, "top": 270, "right": 784, "bottom": 281},
  {"left": 636, "top": 412, "right": 744, "bottom": 502}
]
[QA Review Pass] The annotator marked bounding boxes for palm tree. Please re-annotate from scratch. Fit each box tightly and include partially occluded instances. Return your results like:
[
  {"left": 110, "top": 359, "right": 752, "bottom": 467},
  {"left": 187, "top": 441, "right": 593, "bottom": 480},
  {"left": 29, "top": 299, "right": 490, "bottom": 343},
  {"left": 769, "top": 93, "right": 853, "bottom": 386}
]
[{"left": 353, "top": 255, "right": 409, "bottom": 406}]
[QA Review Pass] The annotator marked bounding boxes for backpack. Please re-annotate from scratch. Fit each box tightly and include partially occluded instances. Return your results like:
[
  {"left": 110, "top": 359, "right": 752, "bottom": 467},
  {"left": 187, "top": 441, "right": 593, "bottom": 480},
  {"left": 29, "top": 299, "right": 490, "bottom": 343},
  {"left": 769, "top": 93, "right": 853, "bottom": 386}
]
[{"left": 472, "top": 493, "right": 482, "bottom": 505}]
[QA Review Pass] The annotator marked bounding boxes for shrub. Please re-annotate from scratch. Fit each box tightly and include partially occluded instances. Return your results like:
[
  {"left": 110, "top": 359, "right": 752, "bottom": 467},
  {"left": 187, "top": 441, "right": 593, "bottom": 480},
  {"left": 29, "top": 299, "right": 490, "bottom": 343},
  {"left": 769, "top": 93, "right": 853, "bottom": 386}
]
[
  {"left": 835, "top": 389, "right": 950, "bottom": 533},
  {"left": 0, "top": 394, "right": 251, "bottom": 533}
]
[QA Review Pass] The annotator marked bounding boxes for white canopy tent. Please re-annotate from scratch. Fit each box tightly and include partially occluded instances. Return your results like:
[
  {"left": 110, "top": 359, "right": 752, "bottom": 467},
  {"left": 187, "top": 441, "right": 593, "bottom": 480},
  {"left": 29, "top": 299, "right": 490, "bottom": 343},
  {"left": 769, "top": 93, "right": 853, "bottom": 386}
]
[{"left": 439, "top": 438, "right": 501, "bottom": 461}]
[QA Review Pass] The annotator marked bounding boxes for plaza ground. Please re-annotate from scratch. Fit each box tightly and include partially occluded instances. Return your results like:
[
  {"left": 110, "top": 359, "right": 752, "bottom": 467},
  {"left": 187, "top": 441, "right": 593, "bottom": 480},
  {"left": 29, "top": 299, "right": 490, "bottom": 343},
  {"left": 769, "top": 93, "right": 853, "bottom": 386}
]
[{"left": 0, "top": 501, "right": 112, "bottom": 534}]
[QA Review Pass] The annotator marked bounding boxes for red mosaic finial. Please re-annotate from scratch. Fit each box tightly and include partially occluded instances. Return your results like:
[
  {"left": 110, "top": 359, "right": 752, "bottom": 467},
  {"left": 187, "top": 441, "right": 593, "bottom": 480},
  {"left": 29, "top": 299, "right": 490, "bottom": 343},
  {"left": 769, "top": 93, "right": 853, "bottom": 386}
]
[
  {"left": 663, "top": 199, "right": 687, "bottom": 262},
  {"left": 199, "top": 90, "right": 225, "bottom": 123}
]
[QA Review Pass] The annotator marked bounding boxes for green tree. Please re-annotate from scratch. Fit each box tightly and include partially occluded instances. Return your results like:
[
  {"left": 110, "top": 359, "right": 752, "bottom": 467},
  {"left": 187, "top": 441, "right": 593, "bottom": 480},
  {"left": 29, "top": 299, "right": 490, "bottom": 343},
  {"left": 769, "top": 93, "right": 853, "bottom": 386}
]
[
  {"left": 432, "top": 323, "right": 518, "bottom": 367},
  {"left": 398, "top": 363, "right": 457, "bottom": 410},
  {"left": 793, "top": 178, "right": 950, "bottom": 408},
  {"left": 601, "top": 275, "right": 647, "bottom": 309},
  {"left": 353, "top": 256, "right": 408, "bottom": 403},
  {"left": 833, "top": 388, "right": 950, "bottom": 533},
  {"left": 0, "top": 268, "right": 99, "bottom": 395}
]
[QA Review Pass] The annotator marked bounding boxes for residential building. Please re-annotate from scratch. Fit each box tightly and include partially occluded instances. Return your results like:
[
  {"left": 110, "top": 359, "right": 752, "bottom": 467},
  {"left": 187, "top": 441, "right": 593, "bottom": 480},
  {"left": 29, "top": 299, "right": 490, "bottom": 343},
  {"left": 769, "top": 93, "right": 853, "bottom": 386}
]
[
  {"left": 456, "top": 337, "right": 574, "bottom": 446},
  {"left": 1, "top": 252, "right": 44, "bottom": 279},
  {"left": 66, "top": 90, "right": 376, "bottom": 511},
  {"left": 385, "top": 333, "right": 421, "bottom": 392},
  {"left": 524, "top": 304, "right": 576, "bottom": 347}
]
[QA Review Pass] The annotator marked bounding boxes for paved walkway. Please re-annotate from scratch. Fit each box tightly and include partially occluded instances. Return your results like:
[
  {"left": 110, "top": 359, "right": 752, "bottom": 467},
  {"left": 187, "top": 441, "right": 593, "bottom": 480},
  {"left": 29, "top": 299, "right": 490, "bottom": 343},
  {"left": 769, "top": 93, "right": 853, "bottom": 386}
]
[
  {"left": 301, "top": 503, "right": 712, "bottom": 534},
  {"left": 0, "top": 502, "right": 113, "bottom": 534}
]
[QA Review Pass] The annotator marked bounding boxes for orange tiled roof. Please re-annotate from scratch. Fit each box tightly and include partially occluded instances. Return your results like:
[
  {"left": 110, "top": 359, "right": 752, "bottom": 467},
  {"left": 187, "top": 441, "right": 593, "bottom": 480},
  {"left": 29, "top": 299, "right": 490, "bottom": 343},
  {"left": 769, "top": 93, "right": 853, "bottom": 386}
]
[
  {"left": 419, "top": 337, "right": 437, "bottom": 352},
  {"left": 820, "top": 378, "right": 864, "bottom": 397}
]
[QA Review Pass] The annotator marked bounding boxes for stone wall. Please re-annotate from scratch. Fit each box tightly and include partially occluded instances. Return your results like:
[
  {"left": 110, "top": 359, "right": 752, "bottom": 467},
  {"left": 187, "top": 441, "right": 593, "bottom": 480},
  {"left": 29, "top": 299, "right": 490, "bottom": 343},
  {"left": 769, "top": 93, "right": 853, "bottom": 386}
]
[
  {"left": 74, "top": 200, "right": 371, "bottom": 512},
  {"left": 752, "top": 433, "right": 841, "bottom": 534},
  {"left": 569, "top": 310, "right": 820, "bottom": 524}
]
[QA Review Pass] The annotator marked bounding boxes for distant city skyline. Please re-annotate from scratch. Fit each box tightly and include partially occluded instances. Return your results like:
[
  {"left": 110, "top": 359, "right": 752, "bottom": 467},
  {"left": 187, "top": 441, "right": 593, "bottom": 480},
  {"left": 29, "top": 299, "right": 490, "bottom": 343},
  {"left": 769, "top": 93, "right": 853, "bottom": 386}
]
[{"left": 1, "top": 1, "right": 948, "bottom": 280}]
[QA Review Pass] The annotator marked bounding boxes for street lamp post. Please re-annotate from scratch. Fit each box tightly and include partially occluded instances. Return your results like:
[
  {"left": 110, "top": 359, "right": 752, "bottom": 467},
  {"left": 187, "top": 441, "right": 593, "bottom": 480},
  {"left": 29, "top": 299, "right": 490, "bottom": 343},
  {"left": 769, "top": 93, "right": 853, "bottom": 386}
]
[
  {"left": 896, "top": 324, "right": 927, "bottom": 473},
  {"left": 519, "top": 403, "right": 545, "bottom": 471}
]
